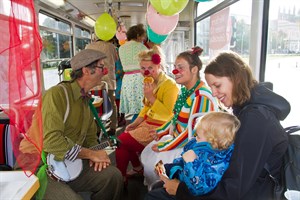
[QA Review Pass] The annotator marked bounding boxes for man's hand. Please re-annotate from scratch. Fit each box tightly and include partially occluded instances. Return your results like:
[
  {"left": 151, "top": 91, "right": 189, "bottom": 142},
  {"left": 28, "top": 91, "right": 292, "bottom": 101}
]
[
  {"left": 78, "top": 148, "right": 111, "bottom": 171},
  {"left": 89, "top": 160, "right": 110, "bottom": 171},
  {"left": 160, "top": 174, "right": 180, "bottom": 196},
  {"left": 89, "top": 150, "right": 111, "bottom": 171}
]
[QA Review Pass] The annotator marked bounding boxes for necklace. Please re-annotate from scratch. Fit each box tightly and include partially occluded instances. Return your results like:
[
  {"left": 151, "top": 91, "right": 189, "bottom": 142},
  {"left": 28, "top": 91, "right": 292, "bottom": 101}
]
[{"left": 171, "top": 80, "right": 200, "bottom": 130}]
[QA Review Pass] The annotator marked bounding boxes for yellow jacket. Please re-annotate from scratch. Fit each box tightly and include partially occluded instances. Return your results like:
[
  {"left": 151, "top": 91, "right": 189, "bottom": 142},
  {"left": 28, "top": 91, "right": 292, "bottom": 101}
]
[{"left": 138, "top": 72, "right": 179, "bottom": 123}]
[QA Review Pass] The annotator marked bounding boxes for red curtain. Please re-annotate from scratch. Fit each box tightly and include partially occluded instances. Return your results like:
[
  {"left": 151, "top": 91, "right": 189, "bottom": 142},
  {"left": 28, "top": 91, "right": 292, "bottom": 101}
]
[{"left": 0, "top": 0, "right": 43, "bottom": 176}]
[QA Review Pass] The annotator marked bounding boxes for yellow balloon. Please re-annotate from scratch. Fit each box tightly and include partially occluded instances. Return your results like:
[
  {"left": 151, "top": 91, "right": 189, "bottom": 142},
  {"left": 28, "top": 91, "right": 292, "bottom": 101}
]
[
  {"left": 94, "top": 13, "right": 117, "bottom": 41},
  {"left": 150, "top": 0, "right": 189, "bottom": 16}
]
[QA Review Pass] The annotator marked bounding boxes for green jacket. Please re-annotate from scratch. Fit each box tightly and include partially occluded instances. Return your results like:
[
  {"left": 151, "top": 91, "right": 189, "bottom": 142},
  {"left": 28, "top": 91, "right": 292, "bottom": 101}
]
[{"left": 42, "top": 81, "right": 98, "bottom": 161}]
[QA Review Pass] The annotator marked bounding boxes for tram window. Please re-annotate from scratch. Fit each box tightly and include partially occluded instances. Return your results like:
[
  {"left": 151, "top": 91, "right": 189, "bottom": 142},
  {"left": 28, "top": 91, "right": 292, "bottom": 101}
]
[
  {"left": 265, "top": 0, "right": 300, "bottom": 126},
  {"left": 196, "top": 0, "right": 225, "bottom": 16},
  {"left": 39, "top": 12, "right": 71, "bottom": 33},
  {"left": 39, "top": 12, "right": 72, "bottom": 89},
  {"left": 195, "top": 0, "right": 252, "bottom": 64},
  {"left": 74, "top": 26, "right": 91, "bottom": 54}
]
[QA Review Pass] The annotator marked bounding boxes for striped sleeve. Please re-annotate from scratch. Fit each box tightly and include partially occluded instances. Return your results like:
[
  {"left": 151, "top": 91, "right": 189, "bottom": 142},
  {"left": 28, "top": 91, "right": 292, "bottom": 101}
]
[
  {"left": 157, "top": 89, "right": 217, "bottom": 152},
  {"left": 65, "top": 144, "right": 82, "bottom": 161},
  {"left": 156, "top": 120, "right": 172, "bottom": 140}
]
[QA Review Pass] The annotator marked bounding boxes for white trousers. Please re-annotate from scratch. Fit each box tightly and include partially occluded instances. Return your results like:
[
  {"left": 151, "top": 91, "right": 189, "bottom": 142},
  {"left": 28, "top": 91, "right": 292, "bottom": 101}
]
[{"left": 140, "top": 135, "right": 183, "bottom": 188}]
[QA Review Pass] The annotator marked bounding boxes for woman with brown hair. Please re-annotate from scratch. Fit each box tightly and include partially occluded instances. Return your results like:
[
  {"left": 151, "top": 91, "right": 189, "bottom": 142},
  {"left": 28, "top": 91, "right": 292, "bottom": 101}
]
[{"left": 146, "top": 51, "right": 290, "bottom": 200}]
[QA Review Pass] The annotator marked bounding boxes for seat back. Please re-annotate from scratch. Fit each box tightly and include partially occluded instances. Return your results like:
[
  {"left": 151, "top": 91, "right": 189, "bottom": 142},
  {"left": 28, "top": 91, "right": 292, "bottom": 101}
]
[
  {"left": 187, "top": 113, "right": 207, "bottom": 141},
  {"left": 57, "top": 59, "right": 71, "bottom": 81},
  {"left": 0, "top": 124, "right": 15, "bottom": 169},
  {"left": 99, "top": 81, "right": 113, "bottom": 122}
]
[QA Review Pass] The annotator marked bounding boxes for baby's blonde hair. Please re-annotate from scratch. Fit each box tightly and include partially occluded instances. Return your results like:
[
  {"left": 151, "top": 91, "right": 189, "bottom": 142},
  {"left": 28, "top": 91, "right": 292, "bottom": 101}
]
[{"left": 195, "top": 112, "right": 240, "bottom": 150}]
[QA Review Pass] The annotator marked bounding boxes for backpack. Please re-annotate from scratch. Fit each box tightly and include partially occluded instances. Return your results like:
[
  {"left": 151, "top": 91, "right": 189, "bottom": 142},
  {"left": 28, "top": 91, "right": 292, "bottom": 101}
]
[
  {"left": 265, "top": 125, "right": 300, "bottom": 200},
  {"left": 280, "top": 126, "right": 300, "bottom": 198}
]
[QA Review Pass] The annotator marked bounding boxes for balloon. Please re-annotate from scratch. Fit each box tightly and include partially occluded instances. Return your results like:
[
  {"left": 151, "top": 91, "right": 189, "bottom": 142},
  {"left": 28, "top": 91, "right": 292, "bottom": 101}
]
[
  {"left": 119, "top": 40, "right": 126, "bottom": 45},
  {"left": 116, "top": 25, "right": 127, "bottom": 41},
  {"left": 94, "top": 13, "right": 117, "bottom": 41},
  {"left": 147, "top": 4, "right": 179, "bottom": 35},
  {"left": 147, "top": 26, "right": 168, "bottom": 44},
  {"left": 150, "top": 0, "right": 189, "bottom": 16}
]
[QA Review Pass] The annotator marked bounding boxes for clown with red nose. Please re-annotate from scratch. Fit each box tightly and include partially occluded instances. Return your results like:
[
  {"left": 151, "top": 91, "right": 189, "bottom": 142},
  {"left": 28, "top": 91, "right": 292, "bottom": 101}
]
[{"left": 114, "top": 46, "right": 179, "bottom": 185}]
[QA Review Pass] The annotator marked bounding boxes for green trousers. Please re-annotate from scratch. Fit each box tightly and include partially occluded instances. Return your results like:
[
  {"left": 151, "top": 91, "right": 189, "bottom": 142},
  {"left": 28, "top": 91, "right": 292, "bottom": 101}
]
[{"left": 43, "top": 160, "right": 123, "bottom": 200}]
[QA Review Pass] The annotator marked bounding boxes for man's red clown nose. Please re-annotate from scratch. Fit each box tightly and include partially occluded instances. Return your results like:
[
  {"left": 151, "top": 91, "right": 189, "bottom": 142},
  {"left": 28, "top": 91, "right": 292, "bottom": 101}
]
[{"left": 103, "top": 68, "right": 108, "bottom": 75}]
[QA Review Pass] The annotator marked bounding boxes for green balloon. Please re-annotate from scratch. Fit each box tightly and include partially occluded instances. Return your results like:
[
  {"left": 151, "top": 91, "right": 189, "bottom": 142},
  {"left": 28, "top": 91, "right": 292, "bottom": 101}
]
[
  {"left": 147, "top": 26, "right": 168, "bottom": 44},
  {"left": 94, "top": 13, "right": 117, "bottom": 41},
  {"left": 150, "top": 0, "right": 189, "bottom": 16}
]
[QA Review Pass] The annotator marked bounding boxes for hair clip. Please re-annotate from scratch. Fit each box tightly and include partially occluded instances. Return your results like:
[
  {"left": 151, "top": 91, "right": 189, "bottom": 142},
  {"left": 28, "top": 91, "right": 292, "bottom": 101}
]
[
  {"left": 191, "top": 47, "right": 203, "bottom": 55},
  {"left": 152, "top": 53, "right": 161, "bottom": 65}
]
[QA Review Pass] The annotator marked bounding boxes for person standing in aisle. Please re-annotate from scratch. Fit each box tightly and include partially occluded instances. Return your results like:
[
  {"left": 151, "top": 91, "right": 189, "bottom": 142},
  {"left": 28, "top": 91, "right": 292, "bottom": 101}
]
[{"left": 118, "top": 24, "right": 148, "bottom": 122}]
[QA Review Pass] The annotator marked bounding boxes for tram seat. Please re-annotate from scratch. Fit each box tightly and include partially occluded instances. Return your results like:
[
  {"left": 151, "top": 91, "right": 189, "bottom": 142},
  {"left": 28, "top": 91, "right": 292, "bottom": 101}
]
[
  {"left": 58, "top": 59, "right": 72, "bottom": 81},
  {"left": 0, "top": 124, "right": 15, "bottom": 170},
  {"left": 90, "top": 81, "right": 113, "bottom": 141}
]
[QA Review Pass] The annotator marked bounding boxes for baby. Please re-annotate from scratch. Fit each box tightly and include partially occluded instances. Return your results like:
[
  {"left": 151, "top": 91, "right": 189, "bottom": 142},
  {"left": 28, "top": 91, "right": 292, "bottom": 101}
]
[{"left": 162, "top": 111, "right": 240, "bottom": 196}]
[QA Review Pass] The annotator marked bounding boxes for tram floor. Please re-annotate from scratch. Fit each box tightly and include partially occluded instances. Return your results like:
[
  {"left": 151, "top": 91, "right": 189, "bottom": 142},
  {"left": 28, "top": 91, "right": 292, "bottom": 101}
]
[{"left": 107, "top": 114, "right": 148, "bottom": 200}]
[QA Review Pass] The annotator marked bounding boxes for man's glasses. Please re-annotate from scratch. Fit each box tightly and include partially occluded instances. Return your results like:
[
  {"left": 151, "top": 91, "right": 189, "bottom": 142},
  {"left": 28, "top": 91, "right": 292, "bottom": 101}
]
[{"left": 95, "top": 64, "right": 104, "bottom": 70}]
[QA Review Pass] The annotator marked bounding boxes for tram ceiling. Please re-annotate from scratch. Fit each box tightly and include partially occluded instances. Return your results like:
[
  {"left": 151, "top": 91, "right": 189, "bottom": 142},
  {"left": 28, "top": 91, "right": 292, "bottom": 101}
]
[{"left": 66, "top": 0, "right": 148, "bottom": 27}]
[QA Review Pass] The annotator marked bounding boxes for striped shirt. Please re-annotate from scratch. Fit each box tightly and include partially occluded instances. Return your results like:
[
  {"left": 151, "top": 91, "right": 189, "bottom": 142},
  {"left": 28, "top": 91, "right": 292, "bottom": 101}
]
[{"left": 156, "top": 81, "right": 217, "bottom": 151}]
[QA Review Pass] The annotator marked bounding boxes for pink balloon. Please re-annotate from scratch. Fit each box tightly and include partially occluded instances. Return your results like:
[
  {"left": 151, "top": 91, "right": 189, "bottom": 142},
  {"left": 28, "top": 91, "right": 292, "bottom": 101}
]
[
  {"left": 146, "top": 4, "right": 179, "bottom": 35},
  {"left": 116, "top": 25, "right": 127, "bottom": 40}
]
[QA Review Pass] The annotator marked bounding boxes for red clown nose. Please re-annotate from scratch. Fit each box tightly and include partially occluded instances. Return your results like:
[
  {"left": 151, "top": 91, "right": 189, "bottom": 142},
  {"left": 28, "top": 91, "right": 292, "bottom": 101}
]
[
  {"left": 172, "top": 69, "right": 179, "bottom": 75},
  {"left": 144, "top": 70, "right": 150, "bottom": 75},
  {"left": 103, "top": 68, "right": 109, "bottom": 75}
]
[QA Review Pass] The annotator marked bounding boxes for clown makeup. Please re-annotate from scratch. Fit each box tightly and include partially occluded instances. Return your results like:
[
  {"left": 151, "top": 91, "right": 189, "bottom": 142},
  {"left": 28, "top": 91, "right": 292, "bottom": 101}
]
[
  {"left": 140, "top": 60, "right": 161, "bottom": 81},
  {"left": 172, "top": 57, "right": 195, "bottom": 88}
]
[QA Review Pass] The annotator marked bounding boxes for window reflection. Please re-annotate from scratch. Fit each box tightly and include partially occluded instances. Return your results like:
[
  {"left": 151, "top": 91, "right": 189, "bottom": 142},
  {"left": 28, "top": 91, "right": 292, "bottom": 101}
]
[
  {"left": 265, "top": 0, "right": 300, "bottom": 126},
  {"left": 196, "top": 0, "right": 252, "bottom": 64},
  {"left": 74, "top": 26, "right": 91, "bottom": 54}
]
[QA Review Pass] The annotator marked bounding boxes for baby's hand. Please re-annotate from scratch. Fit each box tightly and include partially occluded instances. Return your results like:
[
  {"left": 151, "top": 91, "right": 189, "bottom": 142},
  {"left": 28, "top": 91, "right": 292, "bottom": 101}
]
[{"left": 182, "top": 150, "right": 197, "bottom": 163}]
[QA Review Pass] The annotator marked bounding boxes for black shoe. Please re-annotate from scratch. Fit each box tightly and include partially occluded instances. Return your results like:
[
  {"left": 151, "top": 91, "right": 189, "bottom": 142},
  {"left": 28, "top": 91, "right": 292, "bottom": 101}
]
[
  {"left": 107, "top": 129, "right": 116, "bottom": 136},
  {"left": 118, "top": 118, "right": 126, "bottom": 127}
]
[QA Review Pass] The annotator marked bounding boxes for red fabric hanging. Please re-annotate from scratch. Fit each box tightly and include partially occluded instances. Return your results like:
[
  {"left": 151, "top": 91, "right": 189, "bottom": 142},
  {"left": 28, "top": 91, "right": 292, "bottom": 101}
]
[{"left": 0, "top": 0, "right": 42, "bottom": 176}]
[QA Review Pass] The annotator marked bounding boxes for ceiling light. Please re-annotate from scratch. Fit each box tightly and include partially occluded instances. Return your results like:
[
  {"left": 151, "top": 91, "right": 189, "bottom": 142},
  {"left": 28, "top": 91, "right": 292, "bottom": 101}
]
[
  {"left": 95, "top": 2, "right": 144, "bottom": 8},
  {"left": 82, "top": 17, "right": 95, "bottom": 27},
  {"left": 41, "top": 0, "right": 65, "bottom": 8}
]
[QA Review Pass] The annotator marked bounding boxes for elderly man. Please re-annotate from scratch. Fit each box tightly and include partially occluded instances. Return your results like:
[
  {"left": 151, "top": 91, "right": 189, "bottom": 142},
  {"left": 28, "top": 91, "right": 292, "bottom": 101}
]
[{"left": 41, "top": 49, "right": 123, "bottom": 200}]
